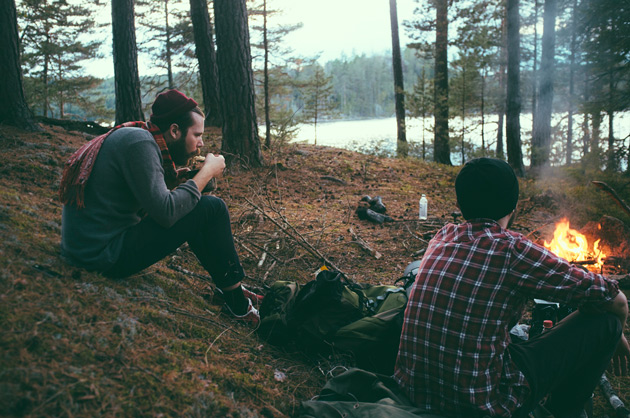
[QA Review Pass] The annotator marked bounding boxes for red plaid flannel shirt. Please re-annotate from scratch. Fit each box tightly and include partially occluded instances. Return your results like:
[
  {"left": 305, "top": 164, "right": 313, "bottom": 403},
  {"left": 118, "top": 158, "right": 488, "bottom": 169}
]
[{"left": 394, "top": 220, "right": 619, "bottom": 417}]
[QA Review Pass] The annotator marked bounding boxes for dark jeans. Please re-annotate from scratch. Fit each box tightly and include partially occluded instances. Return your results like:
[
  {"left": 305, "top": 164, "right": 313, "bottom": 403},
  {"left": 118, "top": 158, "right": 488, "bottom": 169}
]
[
  {"left": 104, "top": 196, "right": 244, "bottom": 290},
  {"left": 509, "top": 310, "right": 622, "bottom": 418}
]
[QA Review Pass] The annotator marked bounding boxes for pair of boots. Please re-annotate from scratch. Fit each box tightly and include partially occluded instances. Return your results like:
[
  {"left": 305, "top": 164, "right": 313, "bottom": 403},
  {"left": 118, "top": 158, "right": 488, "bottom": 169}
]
[{"left": 356, "top": 195, "right": 393, "bottom": 224}]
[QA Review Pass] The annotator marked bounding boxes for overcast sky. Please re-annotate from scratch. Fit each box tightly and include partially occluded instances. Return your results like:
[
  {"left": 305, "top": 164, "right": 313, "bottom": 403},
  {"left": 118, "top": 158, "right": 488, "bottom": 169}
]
[{"left": 85, "top": 0, "right": 418, "bottom": 78}]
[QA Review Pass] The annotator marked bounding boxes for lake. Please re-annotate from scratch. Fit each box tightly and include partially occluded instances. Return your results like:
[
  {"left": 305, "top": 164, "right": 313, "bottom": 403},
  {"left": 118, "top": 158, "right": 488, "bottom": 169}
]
[{"left": 289, "top": 114, "right": 629, "bottom": 165}]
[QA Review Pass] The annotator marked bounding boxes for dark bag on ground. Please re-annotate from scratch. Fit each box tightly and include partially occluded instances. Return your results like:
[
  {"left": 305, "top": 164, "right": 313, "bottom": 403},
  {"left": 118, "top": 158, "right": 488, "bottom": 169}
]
[
  {"left": 297, "top": 368, "right": 447, "bottom": 418},
  {"left": 257, "top": 269, "right": 410, "bottom": 374}
]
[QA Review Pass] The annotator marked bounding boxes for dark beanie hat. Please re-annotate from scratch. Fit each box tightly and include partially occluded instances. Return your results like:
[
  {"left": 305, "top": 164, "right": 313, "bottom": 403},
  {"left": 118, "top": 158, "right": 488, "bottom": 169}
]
[
  {"left": 150, "top": 89, "right": 198, "bottom": 124},
  {"left": 455, "top": 157, "right": 519, "bottom": 221}
]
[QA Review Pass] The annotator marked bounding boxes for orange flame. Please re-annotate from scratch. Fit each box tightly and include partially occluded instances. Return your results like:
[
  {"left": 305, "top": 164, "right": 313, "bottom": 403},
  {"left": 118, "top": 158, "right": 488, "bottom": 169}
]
[{"left": 544, "top": 218, "right": 606, "bottom": 272}]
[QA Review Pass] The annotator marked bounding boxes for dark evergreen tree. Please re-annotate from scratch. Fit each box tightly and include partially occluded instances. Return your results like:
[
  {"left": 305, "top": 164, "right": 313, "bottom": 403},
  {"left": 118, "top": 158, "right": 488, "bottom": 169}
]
[
  {"left": 0, "top": 0, "right": 41, "bottom": 131},
  {"left": 18, "top": 0, "right": 103, "bottom": 119},
  {"left": 389, "top": 0, "right": 407, "bottom": 153},
  {"left": 111, "top": 0, "right": 144, "bottom": 124},
  {"left": 531, "top": 0, "right": 557, "bottom": 171},
  {"left": 506, "top": 0, "right": 525, "bottom": 176},
  {"left": 434, "top": 0, "right": 452, "bottom": 165},
  {"left": 214, "top": 0, "right": 263, "bottom": 168},
  {"left": 300, "top": 65, "right": 336, "bottom": 145},
  {"left": 189, "top": 0, "right": 222, "bottom": 127},
  {"left": 580, "top": 0, "right": 630, "bottom": 171}
]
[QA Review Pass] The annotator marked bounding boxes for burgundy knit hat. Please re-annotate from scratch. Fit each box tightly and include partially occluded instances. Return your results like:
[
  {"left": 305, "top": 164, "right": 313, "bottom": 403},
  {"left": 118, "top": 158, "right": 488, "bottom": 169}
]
[{"left": 150, "top": 89, "right": 198, "bottom": 124}]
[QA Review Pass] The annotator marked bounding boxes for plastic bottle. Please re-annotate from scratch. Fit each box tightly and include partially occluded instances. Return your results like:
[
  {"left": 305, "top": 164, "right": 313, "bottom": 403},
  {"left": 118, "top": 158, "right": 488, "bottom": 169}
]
[
  {"left": 419, "top": 194, "right": 428, "bottom": 220},
  {"left": 542, "top": 320, "right": 554, "bottom": 333}
]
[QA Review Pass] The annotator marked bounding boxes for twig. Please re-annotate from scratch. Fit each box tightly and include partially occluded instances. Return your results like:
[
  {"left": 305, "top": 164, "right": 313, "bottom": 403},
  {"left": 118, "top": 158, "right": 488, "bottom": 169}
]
[
  {"left": 205, "top": 327, "right": 233, "bottom": 366},
  {"left": 404, "top": 223, "right": 429, "bottom": 245},
  {"left": 236, "top": 236, "right": 284, "bottom": 265},
  {"left": 244, "top": 198, "right": 347, "bottom": 276},
  {"left": 233, "top": 236, "right": 258, "bottom": 259},
  {"left": 167, "top": 264, "right": 212, "bottom": 284},
  {"left": 320, "top": 175, "right": 346, "bottom": 185},
  {"left": 592, "top": 181, "right": 630, "bottom": 217},
  {"left": 348, "top": 227, "right": 382, "bottom": 259}
]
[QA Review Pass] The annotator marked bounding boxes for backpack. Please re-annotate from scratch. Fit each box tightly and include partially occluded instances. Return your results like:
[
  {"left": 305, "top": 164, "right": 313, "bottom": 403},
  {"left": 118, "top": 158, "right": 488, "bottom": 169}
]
[{"left": 258, "top": 269, "right": 411, "bottom": 374}]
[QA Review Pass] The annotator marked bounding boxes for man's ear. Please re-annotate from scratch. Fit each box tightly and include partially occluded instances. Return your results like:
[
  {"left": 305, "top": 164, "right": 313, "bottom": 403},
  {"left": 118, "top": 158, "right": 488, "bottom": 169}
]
[{"left": 167, "top": 123, "right": 180, "bottom": 141}]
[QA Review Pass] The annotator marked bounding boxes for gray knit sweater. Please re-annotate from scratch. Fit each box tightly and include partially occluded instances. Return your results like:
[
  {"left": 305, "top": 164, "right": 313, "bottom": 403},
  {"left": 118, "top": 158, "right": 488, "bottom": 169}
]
[{"left": 61, "top": 127, "right": 201, "bottom": 271}]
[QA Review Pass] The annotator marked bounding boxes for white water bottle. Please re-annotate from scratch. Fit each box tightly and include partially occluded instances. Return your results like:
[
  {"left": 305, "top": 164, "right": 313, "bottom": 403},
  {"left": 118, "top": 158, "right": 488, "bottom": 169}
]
[{"left": 419, "top": 194, "right": 428, "bottom": 220}]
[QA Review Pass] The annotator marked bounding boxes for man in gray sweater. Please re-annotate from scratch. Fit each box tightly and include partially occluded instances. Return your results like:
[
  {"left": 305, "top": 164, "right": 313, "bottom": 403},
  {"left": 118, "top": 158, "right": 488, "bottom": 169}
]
[{"left": 60, "top": 89, "right": 261, "bottom": 324}]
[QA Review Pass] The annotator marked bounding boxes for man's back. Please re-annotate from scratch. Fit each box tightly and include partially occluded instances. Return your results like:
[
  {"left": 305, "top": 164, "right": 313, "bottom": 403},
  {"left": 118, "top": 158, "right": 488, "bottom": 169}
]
[
  {"left": 61, "top": 127, "right": 199, "bottom": 271},
  {"left": 394, "top": 220, "right": 617, "bottom": 416}
]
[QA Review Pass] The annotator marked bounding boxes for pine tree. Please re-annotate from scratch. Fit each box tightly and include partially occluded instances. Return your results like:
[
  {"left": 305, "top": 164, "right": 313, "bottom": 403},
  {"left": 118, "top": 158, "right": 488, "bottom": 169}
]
[
  {"left": 189, "top": 0, "right": 222, "bottom": 127},
  {"left": 111, "top": 0, "right": 144, "bottom": 124},
  {"left": 248, "top": 0, "right": 303, "bottom": 148},
  {"left": 506, "top": 0, "right": 525, "bottom": 176},
  {"left": 531, "top": 0, "right": 558, "bottom": 171},
  {"left": 389, "top": 0, "right": 407, "bottom": 152},
  {"left": 0, "top": 0, "right": 41, "bottom": 131},
  {"left": 214, "top": 0, "right": 263, "bottom": 168},
  {"left": 18, "top": 0, "right": 103, "bottom": 119},
  {"left": 300, "top": 65, "right": 336, "bottom": 145}
]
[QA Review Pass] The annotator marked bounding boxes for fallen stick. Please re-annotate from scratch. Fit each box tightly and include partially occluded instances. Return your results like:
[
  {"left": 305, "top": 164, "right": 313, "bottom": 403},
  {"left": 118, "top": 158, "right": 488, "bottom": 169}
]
[
  {"left": 592, "top": 181, "right": 630, "bottom": 217},
  {"left": 599, "top": 372, "right": 630, "bottom": 418},
  {"left": 348, "top": 227, "right": 382, "bottom": 259},
  {"left": 244, "top": 198, "right": 348, "bottom": 276}
]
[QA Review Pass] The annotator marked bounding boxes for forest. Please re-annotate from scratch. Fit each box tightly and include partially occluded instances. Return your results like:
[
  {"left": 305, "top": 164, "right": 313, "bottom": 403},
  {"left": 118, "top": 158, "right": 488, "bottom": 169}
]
[
  {"left": 1, "top": 0, "right": 628, "bottom": 173},
  {"left": 2, "top": 0, "right": 630, "bottom": 416}
]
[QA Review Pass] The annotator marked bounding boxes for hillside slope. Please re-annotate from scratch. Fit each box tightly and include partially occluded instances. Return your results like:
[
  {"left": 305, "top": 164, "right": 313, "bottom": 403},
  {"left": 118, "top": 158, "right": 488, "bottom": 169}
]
[{"left": 1, "top": 123, "right": 628, "bottom": 417}]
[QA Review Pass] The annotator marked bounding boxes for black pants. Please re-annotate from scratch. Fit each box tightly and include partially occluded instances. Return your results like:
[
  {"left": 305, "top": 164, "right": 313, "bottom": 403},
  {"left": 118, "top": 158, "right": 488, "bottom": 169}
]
[
  {"left": 104, "top": 196, "right": 244, "bottom": 289},
  {"left": 509, "top": 310, "right": 622, "bottom": 418}
]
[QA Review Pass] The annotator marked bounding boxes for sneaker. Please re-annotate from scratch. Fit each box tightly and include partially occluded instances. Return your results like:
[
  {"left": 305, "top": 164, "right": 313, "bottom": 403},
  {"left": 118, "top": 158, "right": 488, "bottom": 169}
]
[
  {"left": 214, "top": 285, "right": 264, "bottom": 308},
  {"left": 223, "top": 298, "right": 260, "bottom": 326},
  {"left": 242, "top": 285, "right": 264, "bottom": 307}
]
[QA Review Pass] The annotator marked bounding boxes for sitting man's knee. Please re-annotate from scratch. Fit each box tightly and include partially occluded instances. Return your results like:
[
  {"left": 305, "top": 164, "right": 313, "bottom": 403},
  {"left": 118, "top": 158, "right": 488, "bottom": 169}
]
[{"left": 197, "top": 195, "right": 229, "bottom": 218}]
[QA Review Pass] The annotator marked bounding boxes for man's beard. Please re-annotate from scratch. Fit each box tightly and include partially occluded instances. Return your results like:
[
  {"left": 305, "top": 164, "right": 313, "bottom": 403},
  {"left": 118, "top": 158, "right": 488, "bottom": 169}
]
[{"left": 168, "top": 137, "right": 198, "bottom": 166}]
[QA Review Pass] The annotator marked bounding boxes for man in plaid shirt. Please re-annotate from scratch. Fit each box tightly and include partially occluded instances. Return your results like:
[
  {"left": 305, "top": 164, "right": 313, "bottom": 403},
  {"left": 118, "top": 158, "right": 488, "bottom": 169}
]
[{"left": 394, "top": 158, "right": 629, "bottom": 417}]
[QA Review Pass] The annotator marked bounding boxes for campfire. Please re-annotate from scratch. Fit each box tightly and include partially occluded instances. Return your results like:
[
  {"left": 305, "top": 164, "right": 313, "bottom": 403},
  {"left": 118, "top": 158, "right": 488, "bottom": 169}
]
[{"left": 544, "top": 218, "right": 606, "bottom": 273}]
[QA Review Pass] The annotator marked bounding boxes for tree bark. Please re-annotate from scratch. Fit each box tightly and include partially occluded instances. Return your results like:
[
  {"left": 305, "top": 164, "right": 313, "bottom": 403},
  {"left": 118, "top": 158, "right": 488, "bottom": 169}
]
[
  {"left": 566, "top": 0, "right": 577, "bottom": 165},
  {"left": 263, "top": 0, "right": 272, "bottom": 148},
  {"left": 0, "top": 0, "right": 41, "bottom": 131},
  {"left": 111, "top": 0, "right": 144, "bottom": 124},
  {"left": 496, "top": 14, "right": 507, "bottom": 159},
  {"left": 389, "top": 0, "right": 407, "bottom": 153},
  {"left": 214, "top": 0, "right": 263, "bottom": 168},
  {"left": 531, "top": 0, "right": 557, "bottom": 171},
  {"left": 506, "top": 0, "right": 525, "bottom": 176},
  {"left": 433, "top": 0, "right": 451, "bottom": 165},
  {"left": 189, "top": 0, "right": 222, "bottom": 127}
]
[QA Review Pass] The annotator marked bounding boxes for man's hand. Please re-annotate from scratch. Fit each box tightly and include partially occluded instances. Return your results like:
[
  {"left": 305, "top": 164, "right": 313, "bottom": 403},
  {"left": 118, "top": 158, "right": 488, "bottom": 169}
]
[
  {"left": 201, "top": 153, "right": 225, "bottom": 179},
  {"left": 611, "top": 334, "right": 630, "bottom": 376},
  {"left": 190, "top": 153, "right": 224, "bottom": 192}
]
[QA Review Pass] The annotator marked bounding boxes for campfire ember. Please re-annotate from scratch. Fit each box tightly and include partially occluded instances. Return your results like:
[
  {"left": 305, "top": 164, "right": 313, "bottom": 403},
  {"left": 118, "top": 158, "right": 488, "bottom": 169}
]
[{"left": 544, "top": 218, "right": 606, "bottom": 273}]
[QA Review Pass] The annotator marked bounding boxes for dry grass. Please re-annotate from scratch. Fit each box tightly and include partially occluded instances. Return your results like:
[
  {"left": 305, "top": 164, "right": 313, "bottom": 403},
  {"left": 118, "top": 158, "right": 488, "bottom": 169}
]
[{"left": 0, "top": 123, "right": 628, "bottom": 417}]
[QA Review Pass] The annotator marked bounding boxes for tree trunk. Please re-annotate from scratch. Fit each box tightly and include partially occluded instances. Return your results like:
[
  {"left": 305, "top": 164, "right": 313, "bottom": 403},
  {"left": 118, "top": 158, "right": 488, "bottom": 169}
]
[
  {"left": 0, "top": 0, "right": 41, "bottom": 131},
  {"left": 389, "top": 0, "right": 407, "bottom": 154},
  {"left": 433, "top": 0, "right": 451, "bottom": 165},
  {"left": 531, "top": 0, "right": 557, "bottom": 170},
  {"left": 111, "top": 0, "right": 144, "bottom": 124},
  {"left": 481, "top": 70, "right": 486, "bottom": 155},
  {"left": 606, "top": 68, "right": 616, "bottom": 171},
  {"left": 164, "top": 0, "right": 174, "bottom": 89},
  {"left": 496, "top": 14, "right": 507, "bottom": 159},
  {"left": 531, "top": 0, "right": 539, "bottom": 134},
  {"left": 263, "top": 0, "right": 272, "bottom": 148},
  {"left": 566, "top": 0, "right": 577, "bottom": 165},
  {"left": 214, "top": 0, "right": 263, "bottom": 168},
  {"left": 506, "top": 0, "right": 525, "bottom": 176},
  {"left": 189, "top": 0, "right": 222, "bottom": 127}
]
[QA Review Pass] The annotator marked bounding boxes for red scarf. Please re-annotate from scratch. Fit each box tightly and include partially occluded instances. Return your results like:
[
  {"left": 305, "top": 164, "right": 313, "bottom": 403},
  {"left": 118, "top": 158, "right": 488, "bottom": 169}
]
[{"left": 59, "top": 121, "right": 177, "bottom": 208}]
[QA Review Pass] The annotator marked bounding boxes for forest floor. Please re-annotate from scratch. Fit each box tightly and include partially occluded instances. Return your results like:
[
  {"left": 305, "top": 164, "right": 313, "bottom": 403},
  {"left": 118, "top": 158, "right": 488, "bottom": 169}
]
[{"left": 1, "top": 122, "right": 629, "bottom": 417}]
